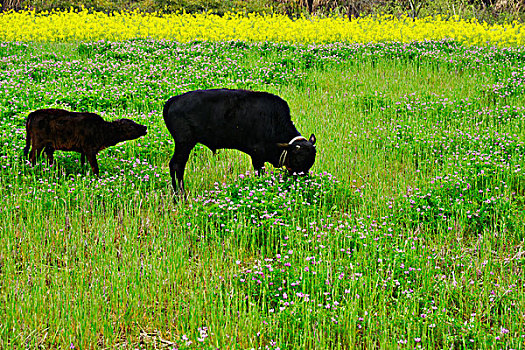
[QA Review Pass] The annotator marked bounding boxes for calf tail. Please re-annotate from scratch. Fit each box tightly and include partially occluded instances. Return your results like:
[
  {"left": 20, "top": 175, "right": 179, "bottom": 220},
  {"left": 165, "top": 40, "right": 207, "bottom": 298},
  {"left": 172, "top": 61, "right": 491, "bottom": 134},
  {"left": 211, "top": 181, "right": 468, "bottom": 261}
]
[{"left": 23, "top": 113, "right": 33, "bottom": 158}]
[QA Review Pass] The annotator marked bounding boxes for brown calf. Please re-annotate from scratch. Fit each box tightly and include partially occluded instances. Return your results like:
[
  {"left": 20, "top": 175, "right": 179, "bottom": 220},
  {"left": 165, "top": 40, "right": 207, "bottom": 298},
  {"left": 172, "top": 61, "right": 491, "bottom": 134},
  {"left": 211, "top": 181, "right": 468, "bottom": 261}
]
[{"left": 24, "top": 108, "right": 147, "bottom": 175}]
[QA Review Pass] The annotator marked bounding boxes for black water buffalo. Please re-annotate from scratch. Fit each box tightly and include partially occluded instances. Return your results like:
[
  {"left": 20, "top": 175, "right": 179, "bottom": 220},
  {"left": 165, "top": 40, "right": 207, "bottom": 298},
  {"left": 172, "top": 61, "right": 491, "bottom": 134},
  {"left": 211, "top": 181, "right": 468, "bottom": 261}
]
[
  {"left": 24, "top": 108, "right": 147, "bottom": 175},
  {"left": 163, "top": 89, "right": 317, "bottom": 194}
]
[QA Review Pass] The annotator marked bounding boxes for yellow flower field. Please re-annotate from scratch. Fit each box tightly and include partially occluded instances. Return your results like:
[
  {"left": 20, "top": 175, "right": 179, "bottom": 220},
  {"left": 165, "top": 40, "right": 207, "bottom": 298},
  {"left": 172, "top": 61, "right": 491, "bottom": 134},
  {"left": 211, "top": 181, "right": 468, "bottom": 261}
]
[{"left": 1, "top": 8, "right": 524, "bottom": 45}]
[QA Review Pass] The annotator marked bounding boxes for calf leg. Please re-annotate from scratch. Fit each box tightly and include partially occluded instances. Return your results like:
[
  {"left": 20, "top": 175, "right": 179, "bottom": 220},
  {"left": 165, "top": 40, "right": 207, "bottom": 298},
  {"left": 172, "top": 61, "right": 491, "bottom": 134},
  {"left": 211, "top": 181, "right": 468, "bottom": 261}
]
[
  {"left": 29, "top": 141, "right": 45, "bottom": 166},
  {"left": 85, "top": 153, "right": 99, "bottom": 176},
  {"left": 28, "top": 138, "right": 37, "bottom": 165},
  {"left": 169, "top": 143, "right": 194, "bottom": 196},
  {"left": 23, "top": 130, "right": 31, "bottom": 158},
  {"left": 44, "top": 146, "right": 55, "bottom": 165},
  {"left": 28, "top": 147, "right": 37, "bottom": 165}
]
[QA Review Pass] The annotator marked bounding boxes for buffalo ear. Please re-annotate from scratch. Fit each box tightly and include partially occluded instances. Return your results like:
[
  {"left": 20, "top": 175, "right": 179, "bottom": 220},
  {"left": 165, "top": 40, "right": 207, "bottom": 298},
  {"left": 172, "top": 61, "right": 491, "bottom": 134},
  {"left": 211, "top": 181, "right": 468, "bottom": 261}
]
[
  {"left": 277, "top": 143, "right": 300, "bottom": 151},
  {"left": 309, "top": 134, "right": 316, "bottom": 145}
]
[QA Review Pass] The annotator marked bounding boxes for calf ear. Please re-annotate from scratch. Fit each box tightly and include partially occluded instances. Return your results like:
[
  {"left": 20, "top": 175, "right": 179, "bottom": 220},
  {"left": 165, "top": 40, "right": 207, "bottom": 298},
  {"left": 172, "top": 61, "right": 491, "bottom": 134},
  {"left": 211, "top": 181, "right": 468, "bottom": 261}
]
[
  {"left": 309, "top": 134, "right": 316, "bottom": 145},
  {"left": 277, "top": 143, "right": 289, "bottom": 149}
]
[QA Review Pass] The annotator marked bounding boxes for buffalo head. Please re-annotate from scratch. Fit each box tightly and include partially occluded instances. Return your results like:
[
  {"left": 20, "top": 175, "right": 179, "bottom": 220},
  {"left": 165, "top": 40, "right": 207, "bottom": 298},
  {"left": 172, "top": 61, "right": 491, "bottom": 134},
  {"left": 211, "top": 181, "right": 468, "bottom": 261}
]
[{"left": 277, "top": 133, "right": 316, "bottom": 175}]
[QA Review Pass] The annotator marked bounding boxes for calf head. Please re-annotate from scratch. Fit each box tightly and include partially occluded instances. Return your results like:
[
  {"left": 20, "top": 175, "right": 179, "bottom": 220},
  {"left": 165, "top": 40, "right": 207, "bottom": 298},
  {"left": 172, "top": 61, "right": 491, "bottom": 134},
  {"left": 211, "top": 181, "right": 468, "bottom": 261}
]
[
  {"left": 113, "top": 118, "right": 148, "bottom": 141},
  {"left": 279, "top": 134, "right": 317, "bottom": 175}
]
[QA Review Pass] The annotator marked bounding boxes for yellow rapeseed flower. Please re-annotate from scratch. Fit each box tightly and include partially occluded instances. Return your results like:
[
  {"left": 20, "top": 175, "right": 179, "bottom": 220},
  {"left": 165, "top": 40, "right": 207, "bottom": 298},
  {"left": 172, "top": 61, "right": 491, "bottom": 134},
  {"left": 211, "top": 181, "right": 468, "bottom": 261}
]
[{"left": 0, "top": 8, "right": 523, "bottom": 46}]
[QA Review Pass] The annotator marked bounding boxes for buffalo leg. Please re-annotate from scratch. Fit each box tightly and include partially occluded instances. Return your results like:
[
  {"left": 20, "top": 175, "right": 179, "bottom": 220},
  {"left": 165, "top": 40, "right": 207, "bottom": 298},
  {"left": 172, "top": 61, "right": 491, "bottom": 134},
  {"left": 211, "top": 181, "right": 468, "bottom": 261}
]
[
  {"left": 80, "top": 153, "right": 86, "bottom": 165},
  {"left": 86, "top": 153, "right": 99, "bottom": 175},
  {"left": 251, "top": 156, "right": 265, "bottom": 176},
  {"left": 169, "top": 143, "right": 194, "bottom": 195}
]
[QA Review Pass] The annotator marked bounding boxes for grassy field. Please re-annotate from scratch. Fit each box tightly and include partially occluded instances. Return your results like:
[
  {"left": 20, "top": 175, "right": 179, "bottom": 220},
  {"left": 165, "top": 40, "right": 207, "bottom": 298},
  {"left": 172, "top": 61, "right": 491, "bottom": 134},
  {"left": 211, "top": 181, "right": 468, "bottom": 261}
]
[{"left": 1, "top": 39, "right": 525, "bottom": 348}]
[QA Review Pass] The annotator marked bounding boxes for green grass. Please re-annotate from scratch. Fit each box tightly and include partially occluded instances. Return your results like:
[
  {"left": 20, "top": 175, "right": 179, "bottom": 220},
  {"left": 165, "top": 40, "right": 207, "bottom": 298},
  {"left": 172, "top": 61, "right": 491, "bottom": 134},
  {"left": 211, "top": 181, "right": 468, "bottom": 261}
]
[{"left": 1, "top": 40, "right": 525, "bottom": 349}]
